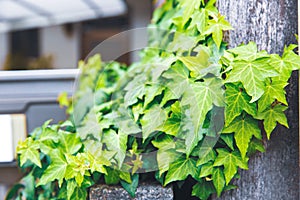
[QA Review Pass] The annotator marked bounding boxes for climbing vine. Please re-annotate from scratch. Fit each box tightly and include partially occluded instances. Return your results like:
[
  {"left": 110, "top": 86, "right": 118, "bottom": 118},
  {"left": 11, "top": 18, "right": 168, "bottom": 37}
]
[{"left": 7, "top": 0, "right": 300, "bottom": 199}]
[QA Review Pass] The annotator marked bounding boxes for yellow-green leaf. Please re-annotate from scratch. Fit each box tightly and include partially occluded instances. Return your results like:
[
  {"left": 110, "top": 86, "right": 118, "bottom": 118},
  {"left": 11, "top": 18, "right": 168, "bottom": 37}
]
[
  {"left": 256, "top": 104, "right": 289, "bottom": 139},
  {"left": 222, "top": 115, "right": 261, "bottom": 159}
]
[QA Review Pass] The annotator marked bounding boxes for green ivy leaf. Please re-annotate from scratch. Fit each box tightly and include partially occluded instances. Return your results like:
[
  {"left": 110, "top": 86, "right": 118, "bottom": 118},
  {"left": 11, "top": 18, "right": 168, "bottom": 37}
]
[
  {"left": 115, "top": 106, "right": 141, "bottom": 135},
  {"left": 271, "top": 45, "right": 300, "bottom": 81},
  {"left": 220, "top": 134, "right": 234, "bottom": 150},
  {"left": 182, "top": 109, "right": 204, "bottom": 156},
  {"left": 119, "top": 171, "right": 132, "bottom": 183},
  {"left": 124, "top": 74, "right": 147, "bottom": 107},
  {"left": 140, "top": 105, "right": 167, "bottom": 140},
  {"left": 228, "top": 42, "right": 269, "bottom": 61},
  {"left": 70, "top": 185, "right": 87, "bottom": 200},
  {"left": 17, "top": 137, "right": 42, "bottom": 168},
  {"left": 151, "top": 55, "right": 177, "bottom": 81},
  {"left": 66, "top": 179, "right": 77, "bottom": 200},
  {"left": 144, "top": 84, "right": 165, "bottom": 107},
  {"left": 258, "top": 79, "right": 288, "bottom": 112},
  {"left": 64, "top": 154, "right": 90, "bottom": 186},
  {"left": 120, "top": 174, "right": 139, "bottom": 198},
  {"left": 212, "top": 167, "right": 225, "bottom": 197},
  {"left": 104, "top": 167, "right": 120, "bottom": 185},
  {"left": 247, "top": 138, "right": 265, "bottom": 156},
  {"left": 21, "top": 173, "right": 35, "bottom": 199},
  {"left": 190, "top": 9, "right": 206, "bottom": 34},
  {"left": 167, "top": 32, "right": 198, "bottom": 54},
  {"left": 87, "top": 152, "right": 110, "bottom": 175},
  {"left": 181, "top": 78, "right": 224, "bottom": 139},
  {"left": 102, "top": 130, "right": 128, "bottom": 168},
  {"left": 178, "top": 46, "right": 211, "bottom": 78},
  {"left": 59, "top": 131, "right": 82, "bottom": 155},
  {"left": 157, "top": 101, "right": 182, "bottom": 136},
  {"left": 223, "top": 115, "right": 261, "bottom": 159},
  {"left": 199, "top": 161, "right": 214, "bottom": 178},
  {"left": 213, "top": 149, "right": 248, "bottom": 185},
  {"left": 37, "top": 150, "right": 67, "bottom": 187},
  {"left": 163, "top": 62, "right": 190, "bottom": 98},
  {"left": 225, "top": 83, "right": 256, "bottom": 126},
  {"left": 226, "top": 57, "right": 279, "bottom": 102},
  {"left": 256, "top": 104, "right": 289, "bottom": 139},
  {"left": 196, "top": 137, "right": 218, "bottom": 166},
  {"left": 152, "top": 135, "right": 180, "bottom": 176},
  {"left": 178, "top": 0, "right": 201, "bottom": 25},
  {"left": 164, "top": 157, "right": 198, "bottom": 186},
  {"left": 203, "top": 15, "right": 233, "bottom": 48},
  {"left": 192, "top": 179, "right": 216, "bottom": 200},
  {"left": 77, "top": 109, "right": 102, "bottom": 140}
]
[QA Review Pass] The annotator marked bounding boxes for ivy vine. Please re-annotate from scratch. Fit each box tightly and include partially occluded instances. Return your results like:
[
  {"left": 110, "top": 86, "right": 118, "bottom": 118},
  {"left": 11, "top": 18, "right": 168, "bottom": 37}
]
[{"left": 8, "top": 0, "right": 300, "bottom": 200}]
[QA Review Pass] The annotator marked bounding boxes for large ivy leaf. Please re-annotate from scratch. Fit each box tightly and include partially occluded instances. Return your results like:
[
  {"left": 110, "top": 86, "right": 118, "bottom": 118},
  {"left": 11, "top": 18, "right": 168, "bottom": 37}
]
[
  {"left": 256, "top": 104, "right": 289, "bottom": 139},
  {"left": 225, "top": 83, "right": 256, "bottom": 126},
  {"left": 17, "top": 137, "right": 41, "bottom": 168},
  {"left": 225, "top": 57, "right": 279, "bottom": 102},
  {"left": 77, "top": 109, "right": 102, "bottom": 140},
  {"left": 162, "top": 62, "right": 190, "bottom": 98},
  {"left": 181, "top": 77, "right": 224, "bottom": 137},
  {"left": 222, "top": 115, "right": 261, "bottom": 159},
  {"left": 164, "top": 157, "right": 198, "bottom": 185},
  {"left": 37, "top": 150, "right": 67, "bottom": 187},
  {"left": 192, "top": 179, "right": 216, "bottom": 200},
  {"left": 212, "top": 167, "right": 225, "bottom": 197},
  {"left": 203, "top": 15, "right": 233, "bottom": 48},
  {"left": 140, "top": 105, "right": 167, "bottom": 140},
  {"left": 102, "top": 130, "right": 128, "bottom": 168},
  {"left": 258, "top": 79, "right": 288, "bottom": 112},
  {"left": 213, "top": 149, "right": 248, "bottom": 185},
  {"left": 59, "top": 131, "right": 82, "bottom": 155}
]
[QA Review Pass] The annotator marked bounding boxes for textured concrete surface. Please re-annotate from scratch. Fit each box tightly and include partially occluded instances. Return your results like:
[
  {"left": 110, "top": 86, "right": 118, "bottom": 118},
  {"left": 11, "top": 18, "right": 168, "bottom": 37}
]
[
  {"left": 89, "top": 183, "right": 173, "bottom": 200},
  {"left": 213, "top": 0, "right": 299, "bottom": 200}
]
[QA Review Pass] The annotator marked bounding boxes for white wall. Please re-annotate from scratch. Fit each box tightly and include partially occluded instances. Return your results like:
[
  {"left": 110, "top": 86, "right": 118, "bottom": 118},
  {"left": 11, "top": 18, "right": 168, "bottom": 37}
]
[
  {"left": 0, "top": 32, "right": 9, "bottom": 70},
  {"left": 39, "top": 24, "right": 81, "bottom": 69}
]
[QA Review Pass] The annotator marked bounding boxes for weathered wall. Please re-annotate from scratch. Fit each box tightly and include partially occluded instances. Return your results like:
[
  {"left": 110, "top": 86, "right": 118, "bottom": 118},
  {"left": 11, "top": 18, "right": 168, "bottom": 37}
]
[{"left": 213, "top": 0, "right": 299, "bottom": 199}]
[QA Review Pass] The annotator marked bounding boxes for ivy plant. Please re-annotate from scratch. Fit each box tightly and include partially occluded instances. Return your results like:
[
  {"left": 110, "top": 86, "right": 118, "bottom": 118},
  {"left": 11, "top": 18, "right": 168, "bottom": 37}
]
[{"left": 7, "top": 0, "right": 300, "bottom": 200}]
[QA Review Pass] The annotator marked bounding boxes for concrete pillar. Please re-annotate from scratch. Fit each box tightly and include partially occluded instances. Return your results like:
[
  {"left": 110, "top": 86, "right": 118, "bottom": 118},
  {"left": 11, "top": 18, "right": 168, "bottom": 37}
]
[
  {"left": 126, "top": 0, "right": 152, "bottom": 63},
  {"left": 0, "top": 32, "right": 9, "bottom": 70},
  {"left": 39, "top": 23, "right": 81, "bottom": 69}
]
